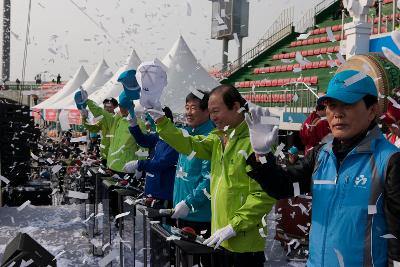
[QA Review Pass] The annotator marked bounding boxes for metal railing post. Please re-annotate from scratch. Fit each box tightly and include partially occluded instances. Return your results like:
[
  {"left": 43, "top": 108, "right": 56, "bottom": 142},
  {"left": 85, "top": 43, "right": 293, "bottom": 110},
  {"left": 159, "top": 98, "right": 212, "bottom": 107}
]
[
  {"left": 378, "top": 0, "right": 383, "bottom": 34},
  {"left": 393, "top": 0, "right": 397, "bottom": 31}
]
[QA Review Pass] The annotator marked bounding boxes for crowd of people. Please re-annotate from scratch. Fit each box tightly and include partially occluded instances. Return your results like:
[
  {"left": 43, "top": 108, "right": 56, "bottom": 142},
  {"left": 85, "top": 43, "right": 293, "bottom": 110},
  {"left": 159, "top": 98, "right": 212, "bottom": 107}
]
[{"left": 63, "top": 53, "right": 400, "bottom": 266}]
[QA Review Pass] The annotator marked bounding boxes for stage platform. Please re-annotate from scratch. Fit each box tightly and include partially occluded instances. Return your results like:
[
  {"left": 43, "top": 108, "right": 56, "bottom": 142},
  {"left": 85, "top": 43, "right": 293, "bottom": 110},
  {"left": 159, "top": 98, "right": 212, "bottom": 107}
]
[{"left": 0, "top": 204, "right": 302, "bottom": 266}]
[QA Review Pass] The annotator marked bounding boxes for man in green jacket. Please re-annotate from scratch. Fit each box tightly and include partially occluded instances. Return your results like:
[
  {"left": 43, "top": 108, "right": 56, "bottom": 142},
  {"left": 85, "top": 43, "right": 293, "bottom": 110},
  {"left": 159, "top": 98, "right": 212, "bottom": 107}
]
[
  {"left": 81, "top": 97, "right": 118, "bottom": 166},
  {"left": 143, "top": 84, "right": 275, "bottom": 266}
]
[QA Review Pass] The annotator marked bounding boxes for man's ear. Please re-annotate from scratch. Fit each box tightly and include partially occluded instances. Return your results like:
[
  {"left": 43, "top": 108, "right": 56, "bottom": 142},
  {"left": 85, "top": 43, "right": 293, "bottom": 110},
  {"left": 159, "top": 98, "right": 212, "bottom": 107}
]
[
  {"left": 369, "top": 103, "right": 379, "bottom": 122},
  {"left": 232, "top": 101, "right": 241, "bottom": 112}
]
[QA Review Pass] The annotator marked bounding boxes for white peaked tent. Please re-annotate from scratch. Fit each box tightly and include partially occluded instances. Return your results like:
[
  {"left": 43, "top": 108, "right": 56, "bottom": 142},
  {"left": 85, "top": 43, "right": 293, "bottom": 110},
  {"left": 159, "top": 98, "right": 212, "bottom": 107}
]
[
  {"left": 53, "top": 59, "right": 113, "bottom": 109},
  {"left": 160, "top": 36, "right": 219, "bottom": 113},
  {"left": 33, "top": 66, "right": 89, "bottom": 109},
  {"left": 88, "top": 49, "right": 142, "bottom": 105}
]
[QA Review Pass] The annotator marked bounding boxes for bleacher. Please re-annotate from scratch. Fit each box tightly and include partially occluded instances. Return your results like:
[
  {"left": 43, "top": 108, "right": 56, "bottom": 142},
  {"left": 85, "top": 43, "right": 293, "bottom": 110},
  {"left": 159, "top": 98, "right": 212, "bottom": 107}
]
[{"left": 217, "top": 0, "right": 399, "bottom": 113}]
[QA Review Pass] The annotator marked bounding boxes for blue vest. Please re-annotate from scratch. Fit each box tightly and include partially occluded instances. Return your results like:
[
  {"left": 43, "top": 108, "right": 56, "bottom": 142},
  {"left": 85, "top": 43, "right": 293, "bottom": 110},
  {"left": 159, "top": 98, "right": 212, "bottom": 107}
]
[{"left": 308, "top": 126, "right": 399, "bottom": 267}]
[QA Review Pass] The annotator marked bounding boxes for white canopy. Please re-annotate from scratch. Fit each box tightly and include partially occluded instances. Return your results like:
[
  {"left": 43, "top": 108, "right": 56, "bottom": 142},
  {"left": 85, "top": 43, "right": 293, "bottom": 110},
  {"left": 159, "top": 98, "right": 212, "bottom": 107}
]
[
  {"left": 160, "top": 36, "right": 219, "bottom": 113},
  {"left": 33, "top": 66, "right": 89, "bottom": 109},
  {"left": 88, "top": 49, "right": 142, "bottom": 105},
  {"left": 52, "top": 59, "right": 113, "bottom": 109}
]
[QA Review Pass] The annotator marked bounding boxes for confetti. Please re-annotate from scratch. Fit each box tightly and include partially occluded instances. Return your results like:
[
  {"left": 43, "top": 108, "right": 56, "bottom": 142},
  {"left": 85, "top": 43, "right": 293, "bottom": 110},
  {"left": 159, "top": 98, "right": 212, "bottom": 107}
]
[
  {"left": 186, "top": 0, "right": 192, "bottom": 16},
  {"left": 149, "top": 221, "right": 160, "bottom": 224},
  {"left": 334, "top": 249, "right": 345, "bottom": 267},
  {"left": 233, "top": 33, "right": 240, "bottom": 47},
  {"left": 20, "top": 259, "right": 34, "bottom": 267},
  {"left": 293, "top": 182, "right": 300, "bottom": 197},
  {"left": 237, "top": 107, "right": 246, "bottom": 113},
  {"left": 203, "top": 188, "right": 211, "bottom": 200},
  {"left": 293, "top": 67, "right": 302, "bottom": 73},
  {"left": 223, "top": 125, "right": 229, "bottom": 132},
  {"left": 51, "top": 165, "right": 63, "bottom": 174},
  {"left": 274, "top": 143, "right": 285, "bottom": 157},
  {"left": 292, "top": 94, "right": 299, "bottom": 102},
  {"left": 297, "top": 224, "right": 308, "bottom": 233},
  {"left": 238, "top": 150, "right": 249, "bottom": 159},
  {"left": 258, "top": 227, "right": 268, "bottom": 238},
  {"left": 313, "top": 179, "right": 336, "bottom": 185},
  {"left": 296, "top": 31, "right": 311, "bottom": 40},
  {"left": 261, "top": 214, "right": 268, "bottom": 227},
  {"left": 110, "top": 145, "right": 125, "bottom": 156},
  {"left": 200, "top": 230, "right": 207, "bottom": 235},
  {"left": 115, "top": 211, "right": 130, "bottom": 220},
  {"left": 124, "top": 198, "right": 135, "bottom": 205},
  {"left": 181, "top": 128, "right": 190, "bottom": 137},
  {"left": 336, "top": 53, "right": 346, "bottom": 65},
  {"left": 166, "top": 235, "right": 181, "bottom": 241},
  {"left": 344, "top": 72, "right": 367, "bottom": 87},
  {"left": 229, "top": 129, "right": 236, "bottom": 139},
  {"left": 189, "top": 87, "right": 204, "bottom": 100},
  {"left": 53, "top": 250, "right": 66, "bottom": 260},
  {"left": 368, "top": 205, "right": 377, "bottom": 214},
  {"left": 380, "top": 234, "right": 397, "bottom": 239},
  {"left": 98, "top": 249, "right": 119, "bottom": 267},
  {"left": 259, "top": 156, "right": 267, "bottom": 164},
  {"left": 0, "top": 175, "right": 10, "bottom": 184},
  {"left": 67, "top": 191, "right": 88, "bottom": 200},
  {"left": 46, "top": 158, "right": 54, "bottom": 164},
  {"left": 326, "top": 27, "right": 336, "bottom": 42},
  {"left": 187, "top": 151, "right": 197, "bottom": 160},
  {"left": 17, "top": 200, "right": 31, "bottom": 212},
  {"left": 102, "top": 242, "right": 110, "bottom": 251}
]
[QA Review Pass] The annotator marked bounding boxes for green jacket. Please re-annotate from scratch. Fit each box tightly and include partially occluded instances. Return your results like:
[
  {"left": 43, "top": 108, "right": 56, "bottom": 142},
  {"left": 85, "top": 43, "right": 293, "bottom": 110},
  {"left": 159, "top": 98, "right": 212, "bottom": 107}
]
[
  {"left": 82, "top": 116, "right": 111, "bottom": 159},
  {"left": 157, "top": 117, "right": 275, "bottom": 253},
  {"left": 87, "top": 100, "right": 141, "bottom": 172}
]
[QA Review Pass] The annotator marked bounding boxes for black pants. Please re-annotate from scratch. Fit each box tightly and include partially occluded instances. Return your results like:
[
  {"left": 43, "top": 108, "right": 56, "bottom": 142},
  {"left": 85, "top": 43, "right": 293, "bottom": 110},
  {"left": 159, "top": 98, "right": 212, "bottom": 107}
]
[
  {"left": 215, "top": 248, "right": 265, "bottom": 267},
  {"left": 177, "top": 219, "right": 213, "bottom": 267},
  {"left": 109, "top": 171, "right": 136, "bottom": 217}
]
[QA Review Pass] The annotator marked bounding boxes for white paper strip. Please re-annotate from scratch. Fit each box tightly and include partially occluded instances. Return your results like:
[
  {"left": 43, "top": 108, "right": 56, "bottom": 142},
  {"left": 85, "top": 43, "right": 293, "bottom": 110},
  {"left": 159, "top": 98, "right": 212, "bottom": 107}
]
[
  {"left": 238, "top": 150, "right": 249, "bottom": 159},
  {"left": 293, "top": 182, "right": 300, "bottom": 197},
  {"left": 297, "top": 31, "right": 311, "bottom": 40},
  {"left": 261, "top": 214, "right": 268, "bottom": 227},
  {"left": 274, "top": 143, "right": 285, "bottom": 157},
  {"left": 334, "top": 249, "right": 345, "bottom": 267},
  {"left": 53, "top": 250, "right": 66, "bottom": 260},
  {"left": 124, "top": 198, "right": 135, "bottom": 205},
  {"left": 259, "top": 156, "right": 267, "bottom": 164},
  {"left": 258, "top": 227, "right": 268, "bottom": 238},
  {"left": 344, "top": 72, "right": 367, "bottom": 87},
  {"left": 46, "top": 158, "right": 54, "bottom": 164},
  {"left": 394, "top": 261, "right": 400, "bottom": 267},
  {"left": 261, "top": 116, "right": 280, "bottom": 125},
  {"left": 187, "top": 151, "right": 197, "bottom": 160},
  {"left": 313, "top": 180, "right": 336, "bottom": 185},
  {"left": 98, "top": 249, "right": 119, "bottom": 267},
  {"left": 181, "top": 128, "right": 190, "bottom": 137},
  {"left": 203, "top": 188, "right": 211, "bottom": 200},
  {"left": 67, "top": 190, "right": 88, "bottom": 200},
  {"left": 17, "top": 200, "right": 31, "bottom": 212},
  {"left": 380, "top": 234, "right": 397, "bottom": 239},
  {"left": 115, "top": 211, "right": 130, "bottom": 220},
  {"left": 51, "top": 165, "right": 63, "bottom": 174},
  {"left": 110, "top": 145, "right": 125, "bottom": 156},
  {"left": 102, "top": 242, "right": 110, "bottom": 251},
  {"left": 326, "top": 27, "right": 336, "bottom": 42},
  {"left": 237, "top": 107, "right": 246, "bottom": 114},
  {"left": 336, "top": 53, "right": 346, "bottom": 64},
  {"left": 166, "top": 235, "right": 181, "bottom": 241},
  {"left": 189, "top": 87, "right": 205, "bottom": 100},
  {"left": 233, "top": 33, "right": 240, "bottom": 47},
  {"left": 368, "top": 205, "right": 377, "bottom": 214},
  {"left": 0, "top": 175, "right": 10, "bottom": 184}
]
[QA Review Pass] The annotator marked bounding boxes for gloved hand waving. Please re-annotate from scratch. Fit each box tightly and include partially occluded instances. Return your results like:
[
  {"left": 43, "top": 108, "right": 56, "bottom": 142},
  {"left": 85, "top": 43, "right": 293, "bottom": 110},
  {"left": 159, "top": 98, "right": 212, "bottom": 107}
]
[
  {"left": 244, "top": 106, "right": 279, "bottom": 154},
  {"left": 136, "top": 60, "right": 167, "bottom": 120},
  {"left": 171, "top": 200, "right": 190, "bottom": 219}
]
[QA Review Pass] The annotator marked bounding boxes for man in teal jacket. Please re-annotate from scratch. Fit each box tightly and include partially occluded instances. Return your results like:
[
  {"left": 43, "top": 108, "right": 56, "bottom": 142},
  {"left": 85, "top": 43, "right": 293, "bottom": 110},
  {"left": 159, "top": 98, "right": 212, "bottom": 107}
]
[{"left": 168, "top": 91, "right": 214, "bottom": 266}]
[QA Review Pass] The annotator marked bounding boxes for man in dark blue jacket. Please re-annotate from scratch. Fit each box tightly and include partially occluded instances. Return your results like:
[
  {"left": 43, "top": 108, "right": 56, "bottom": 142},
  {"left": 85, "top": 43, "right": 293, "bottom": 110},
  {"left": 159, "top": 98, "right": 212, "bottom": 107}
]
[{"left": 123, "top": 106, "right": 178, "bottom": 209}]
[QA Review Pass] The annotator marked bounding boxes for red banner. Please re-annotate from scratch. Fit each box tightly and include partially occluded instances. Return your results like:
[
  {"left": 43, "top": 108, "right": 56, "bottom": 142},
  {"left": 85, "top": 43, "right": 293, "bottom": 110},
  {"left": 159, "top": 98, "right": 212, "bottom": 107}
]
[
  {"left": 31, "top": 108, "right": 41, "bottom": 120},
  {"left": 45, "top": 109, "right": 58, "bottom": 121},
  {"left": 68, "top": 109, "right": 82, "bottom": 125}
]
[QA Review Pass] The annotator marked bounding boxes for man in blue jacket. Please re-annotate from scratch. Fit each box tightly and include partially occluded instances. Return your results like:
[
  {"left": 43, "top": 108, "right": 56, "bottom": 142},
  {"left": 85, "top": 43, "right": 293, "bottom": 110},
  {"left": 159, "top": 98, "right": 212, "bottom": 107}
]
[{"left": 123, "top": 107, "right": 178, "bottom": 209}]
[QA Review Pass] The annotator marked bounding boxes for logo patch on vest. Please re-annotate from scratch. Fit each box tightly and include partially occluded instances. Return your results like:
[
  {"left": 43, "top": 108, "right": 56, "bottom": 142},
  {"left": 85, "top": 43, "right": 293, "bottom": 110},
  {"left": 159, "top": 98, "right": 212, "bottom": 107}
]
[{"left": 354, "top": 174, "right": 367, "bottom": 187}]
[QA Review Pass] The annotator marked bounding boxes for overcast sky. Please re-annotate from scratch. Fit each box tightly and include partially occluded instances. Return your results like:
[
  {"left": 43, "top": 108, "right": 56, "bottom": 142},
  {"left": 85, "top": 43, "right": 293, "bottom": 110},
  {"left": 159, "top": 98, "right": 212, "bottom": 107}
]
[{"left": 1, "top": 0, "right": 318, "bottom": 81}]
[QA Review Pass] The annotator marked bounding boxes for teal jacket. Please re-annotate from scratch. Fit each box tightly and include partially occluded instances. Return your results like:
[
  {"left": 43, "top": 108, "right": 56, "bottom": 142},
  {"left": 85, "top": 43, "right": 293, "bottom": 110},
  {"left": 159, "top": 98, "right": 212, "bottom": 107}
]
[{"left": 174, "top": 120, "right": 215, "bottom": 222}]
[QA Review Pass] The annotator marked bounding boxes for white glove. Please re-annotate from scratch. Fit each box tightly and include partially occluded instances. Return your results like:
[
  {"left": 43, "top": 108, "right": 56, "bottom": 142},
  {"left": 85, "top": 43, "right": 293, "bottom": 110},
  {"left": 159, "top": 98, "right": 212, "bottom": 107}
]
[
  {"left": 123, "top": 160, "right": 138, "bottom": 173},
  {"left": 244, "top": 106, "right": 279, "bottom": 154},
  {"left": 80, "top": 109, "right": 88, "bottom": 119},
  {"left": 145, "top": 108, "right": 165, "bottom": 122},
  {"left": 171, "top": 200, "right": 190, "bottom": 219},
  {"left": 127, "top": 113, "right": 137, "bottom": 127},
  {"left": 203, "top": 224, "right": 236, "bottom": 249},
  {"left": 383, "top": 31, "right": 400, "bottom": 69},
  {"left": 136, "top": 60, "right": 167, "bottom": 110}
]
